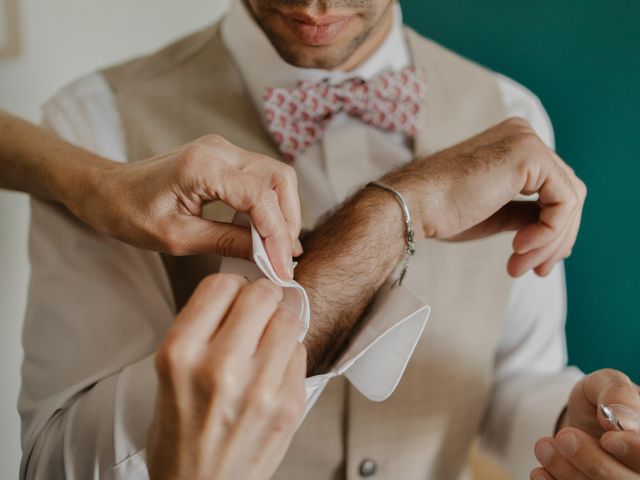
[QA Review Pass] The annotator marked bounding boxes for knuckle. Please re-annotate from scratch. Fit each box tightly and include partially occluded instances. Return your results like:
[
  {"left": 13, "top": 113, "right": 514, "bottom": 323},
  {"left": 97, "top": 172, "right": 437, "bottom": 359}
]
[
  {"left": 281, "top": 163, "right": 297, "bottom": 183},
  {"left": 197, "top": 362, "right": 238, "bottom": 395},
  {"left": 274, "top": 399, "right": 304, "bottom": 430},
  {"left": 585, "top": 459, "right": 610, "bottom": 478},
  {"left": 503, "top": 116, "right": 533, "bottom": 132},
  {"left": 180, "top": 144, "right": 207, "bottom": 169},
  {"left": 215, "top": 230, "right": 241, "bottom": 257},
  {"left": 275, "top": 306, "right": 300, "bottom": 331},
  {"left": 260, "top": 188, "right": 280, "bottom": 207},
  {"left": 595, "top": 368, "right": 631, "bottom": 385},
  {"left": 198, "top": 273, "right": 245, "bottom": 294},
  {"left": 155, "top": 337, "right": 192, "bottom": 379},
  {"left": 201, "top": 133, "right": 229, "bottom": 148},
  {"left": 251, "top": 386, "right": 277, "bottom": 415},
  {"left": 567, "top": 190, "right": 579, "bottom": 209},
  {"left": 511, "top": 128, "right": 541, "bottom": 150},
  {"left": 158, "top": 225, "right": 187, "bottom": 256},
  {"left": 577, "top": 179, "right": 588, "bottom": 200}
]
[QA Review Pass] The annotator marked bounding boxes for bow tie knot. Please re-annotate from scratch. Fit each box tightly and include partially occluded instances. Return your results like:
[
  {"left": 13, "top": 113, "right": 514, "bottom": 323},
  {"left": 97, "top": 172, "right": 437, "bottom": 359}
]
[{"left": 263, "top": 66, "right": 427, "bottom": 160}]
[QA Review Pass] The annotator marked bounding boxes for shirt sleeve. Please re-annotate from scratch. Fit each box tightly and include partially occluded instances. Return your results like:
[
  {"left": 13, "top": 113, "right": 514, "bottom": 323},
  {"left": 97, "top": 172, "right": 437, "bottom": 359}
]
[
  {"left": 479, "top": 264, "right": 583, "bottom": 476},
  {"left": 496, "top": 73, "right": 555, "bottom": 149},
  {"left": 482, "top": 74, "right": 584, "bottom": 478},
  {"left": 20, "top": 74, "right": 170, "bottom": 479}
]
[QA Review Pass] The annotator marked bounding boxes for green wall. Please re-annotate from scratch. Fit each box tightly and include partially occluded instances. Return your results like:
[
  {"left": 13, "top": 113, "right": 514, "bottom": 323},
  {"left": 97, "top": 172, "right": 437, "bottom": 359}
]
[{"left": 403, "top": 1, "right": 640, "bottom": 381}]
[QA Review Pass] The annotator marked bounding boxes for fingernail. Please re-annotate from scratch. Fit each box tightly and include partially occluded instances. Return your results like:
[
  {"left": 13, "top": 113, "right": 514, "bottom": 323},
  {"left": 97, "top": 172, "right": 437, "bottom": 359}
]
[
  {"left": 535, "top": 442, "right": 555, "bottom": 465},
  {"left": 294, "top": 239, "right": 303, "bottom": 256},
  {"left": 556, "top": 432, "right": 578, "bottom": 457},
  {"left": 286, "top": 257, "right": 294, "bottom": 279},
  {"left": 602, "top": 436, "right": 628, "bottom": 457},
  {"left": 606, "top": 404, "right": 640, "bottom": 433}
]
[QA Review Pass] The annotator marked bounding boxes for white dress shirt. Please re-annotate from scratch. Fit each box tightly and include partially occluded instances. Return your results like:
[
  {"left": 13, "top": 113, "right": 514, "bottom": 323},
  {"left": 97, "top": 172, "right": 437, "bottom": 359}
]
[{"left": 21, "top": 2, "right": 584, "bottom": 479}]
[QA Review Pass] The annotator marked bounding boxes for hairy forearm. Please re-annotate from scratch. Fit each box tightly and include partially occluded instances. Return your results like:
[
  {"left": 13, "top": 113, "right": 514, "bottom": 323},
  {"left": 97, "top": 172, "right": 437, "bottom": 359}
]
[
  {"left": 0, "top": 111, "right": 113, "bottom": 206},
  {"left": 296, "top": 187, "right": 406, "bottom": 375}
]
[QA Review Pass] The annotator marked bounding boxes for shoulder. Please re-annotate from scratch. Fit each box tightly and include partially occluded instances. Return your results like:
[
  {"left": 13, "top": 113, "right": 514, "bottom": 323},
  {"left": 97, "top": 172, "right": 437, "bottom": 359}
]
[
  {"left": 42, "top": 72, "right": 126, "bottom": 161},
  {"left": 405, "top": 28, "right": 555, "bottom": 147},
  {"left": 495, "top": 73, "right": 555, "bottom": 148},
  {"left": 103, "top": 23, "right": 220, "bottom": 92}
]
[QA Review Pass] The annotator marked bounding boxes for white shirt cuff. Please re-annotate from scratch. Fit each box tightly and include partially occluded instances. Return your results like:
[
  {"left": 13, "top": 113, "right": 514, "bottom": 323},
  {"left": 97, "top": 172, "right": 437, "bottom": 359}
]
[{"left": 220, "top": 219, "right": 430, "bottom": 417}]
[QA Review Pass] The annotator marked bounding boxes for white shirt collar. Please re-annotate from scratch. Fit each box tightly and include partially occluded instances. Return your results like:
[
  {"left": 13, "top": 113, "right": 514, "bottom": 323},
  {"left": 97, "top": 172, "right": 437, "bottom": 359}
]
[{"left": 221, "top": 1, "right": 411, "bottom": 115}]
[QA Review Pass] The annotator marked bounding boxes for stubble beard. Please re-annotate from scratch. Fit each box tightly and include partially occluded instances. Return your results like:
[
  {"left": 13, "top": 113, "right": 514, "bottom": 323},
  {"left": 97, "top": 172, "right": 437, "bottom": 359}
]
[{"left": 247, "top": 0, "right": 394, "bottom": 70}]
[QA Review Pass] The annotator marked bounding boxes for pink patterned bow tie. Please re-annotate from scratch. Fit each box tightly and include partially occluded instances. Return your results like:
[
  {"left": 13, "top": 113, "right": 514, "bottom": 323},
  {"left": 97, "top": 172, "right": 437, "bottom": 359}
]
[{"left": 263, "top": 66, "right": 427, "bottom": 161}]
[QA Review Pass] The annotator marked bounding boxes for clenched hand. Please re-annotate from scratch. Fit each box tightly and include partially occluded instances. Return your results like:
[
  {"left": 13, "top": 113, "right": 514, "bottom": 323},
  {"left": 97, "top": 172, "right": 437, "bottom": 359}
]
[
  {"left": 147, "top": 275, "right": 307, "bottom": 480},
  {"left": 69, "top": 135, "right": 302, "bottom": 279}
]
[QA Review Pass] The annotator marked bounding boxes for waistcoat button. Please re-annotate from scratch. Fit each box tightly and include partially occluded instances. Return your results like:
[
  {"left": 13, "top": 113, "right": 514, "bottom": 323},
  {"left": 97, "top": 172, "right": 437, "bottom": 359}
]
[{"left": 359, "top": 458, "right": 378, "bottom": 477}]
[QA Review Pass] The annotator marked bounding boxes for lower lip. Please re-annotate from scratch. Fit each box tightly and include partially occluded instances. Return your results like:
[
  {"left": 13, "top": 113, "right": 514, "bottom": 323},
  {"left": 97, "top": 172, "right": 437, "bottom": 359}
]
[{"left": 281, "top": 15, "right": 353, "bottom": 46}]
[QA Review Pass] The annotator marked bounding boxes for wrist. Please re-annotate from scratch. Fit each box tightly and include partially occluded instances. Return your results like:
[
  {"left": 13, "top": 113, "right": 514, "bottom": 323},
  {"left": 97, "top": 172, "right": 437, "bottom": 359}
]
[
  {"left": 381, "top": 170, "right": 434, "bottom": 239},
  {"left": 58, "top": 154, "right": 120, "bottom": 227}
]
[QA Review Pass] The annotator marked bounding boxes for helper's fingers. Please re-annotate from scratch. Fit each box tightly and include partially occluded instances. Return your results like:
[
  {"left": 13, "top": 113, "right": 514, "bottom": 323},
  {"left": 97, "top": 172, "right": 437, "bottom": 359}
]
[
  {"left": 554, "top": 427, "right": 637, "bottom": 479},
  {"left": 227, "top": 143, "right": 302, "bottom": 248},
  {"left": 213, "top": 279, "right": 283, "bottom": 357},
  {"left": 247, "top": 344, "right": 307, "bottom": 478},
  {"left": 602, "top": 431, "right": 640, "bottom": 472},
  {"left": 207, "top": 166, "right": 294, "bottom": 279},
  {"left": 232, "top": 146, "right": 301, "bottom": 271},
  {"left": 268, "top": 161, "right": 302, "bottom": 249},
  {"left": 254, "top": 305, "right": 303, "bottom": 385},
  {"left": 156, "top": 274, "right": 247, "bottom": 379},
  {"left": 164, "top": 216, "right": 253, "bottom": 258},
  {"left": 168, "top": 274, "right": 247, "bottom": 344},
  {"left": 534, "top": 437, "right": 588, "bottom": 480}
]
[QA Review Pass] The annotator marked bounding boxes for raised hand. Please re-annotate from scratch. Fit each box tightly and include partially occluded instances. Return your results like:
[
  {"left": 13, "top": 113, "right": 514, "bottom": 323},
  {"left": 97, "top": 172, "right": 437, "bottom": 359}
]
[
  {"left": 384, "top": 117, "right": 587, "bottom": 277},
  {"left": 74, "top": 135, "right": 302, "bottom": 279}
]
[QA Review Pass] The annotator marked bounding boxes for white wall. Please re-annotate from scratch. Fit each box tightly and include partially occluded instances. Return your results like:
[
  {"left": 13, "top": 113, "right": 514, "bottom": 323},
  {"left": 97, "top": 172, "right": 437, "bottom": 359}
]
[{"left": 0, "top": 0, "right": 230, "bottom": 476}]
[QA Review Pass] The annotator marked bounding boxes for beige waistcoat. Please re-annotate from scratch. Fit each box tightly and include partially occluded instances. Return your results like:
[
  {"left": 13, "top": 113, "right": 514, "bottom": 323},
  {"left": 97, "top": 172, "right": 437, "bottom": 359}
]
[{"left": 103, "top": 22, "right": 514, "bottom": 480}]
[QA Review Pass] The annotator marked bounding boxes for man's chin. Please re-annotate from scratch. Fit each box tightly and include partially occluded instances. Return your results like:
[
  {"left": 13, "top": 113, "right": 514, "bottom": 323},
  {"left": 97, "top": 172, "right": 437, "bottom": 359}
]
[
  {"left": 267, "top": 32, "right": 362, "bottom": 70},
  {"left": 278, "top": 47, "right": 353, "bottom": 70}
]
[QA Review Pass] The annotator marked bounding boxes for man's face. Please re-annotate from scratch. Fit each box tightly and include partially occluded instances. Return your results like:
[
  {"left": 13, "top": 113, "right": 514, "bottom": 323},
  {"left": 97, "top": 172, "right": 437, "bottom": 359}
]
[{"left": 245, "top": 0, "right": 395, "bottom": 70}]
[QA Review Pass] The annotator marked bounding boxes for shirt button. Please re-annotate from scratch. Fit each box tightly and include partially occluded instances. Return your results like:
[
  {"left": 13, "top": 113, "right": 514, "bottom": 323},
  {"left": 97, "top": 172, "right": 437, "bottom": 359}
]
[{"left": 359, "top": 458, "right": 378, "bottom": 477}]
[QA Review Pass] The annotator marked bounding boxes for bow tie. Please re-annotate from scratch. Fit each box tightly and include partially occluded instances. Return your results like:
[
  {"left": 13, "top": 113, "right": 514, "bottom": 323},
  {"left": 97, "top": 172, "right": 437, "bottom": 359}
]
[{"left": 263, "top": 66, "right": 427, "bottom": 160}]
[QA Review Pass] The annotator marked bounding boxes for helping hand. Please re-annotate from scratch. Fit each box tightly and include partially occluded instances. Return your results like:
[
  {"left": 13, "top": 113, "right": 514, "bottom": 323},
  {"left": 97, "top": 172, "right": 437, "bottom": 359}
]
[
  {"left": 147, "top": 275, "right": 307, "bottom": 480},
  {"left": 531, "top": 369, "right": 640, "bottom": 479},
  {"left": 70, "top": 135, "right": 302, "bottom": 279},
  {"left": 384, "top": 117, "right": 586, "bottom": 277}
]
